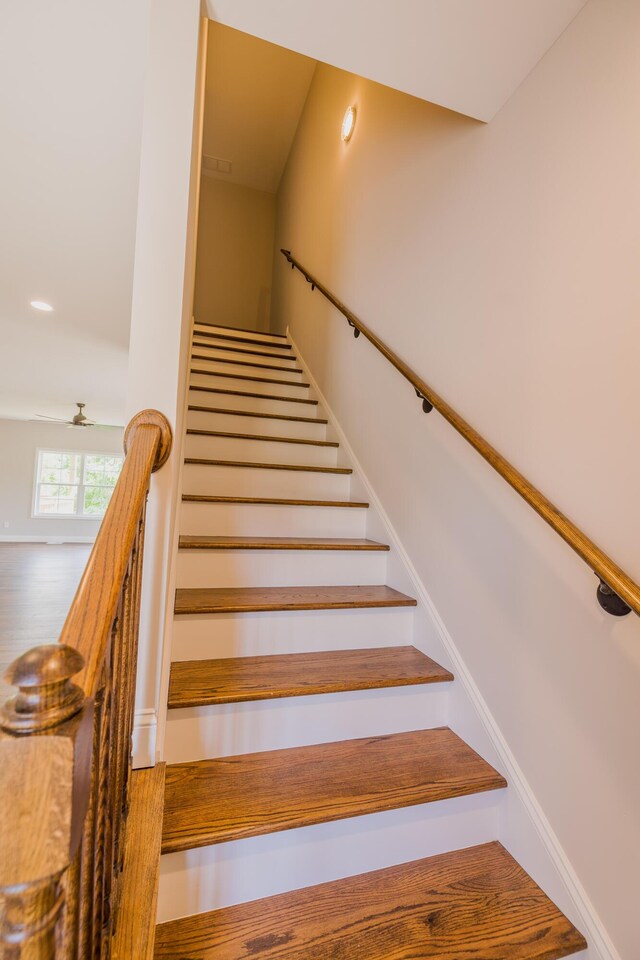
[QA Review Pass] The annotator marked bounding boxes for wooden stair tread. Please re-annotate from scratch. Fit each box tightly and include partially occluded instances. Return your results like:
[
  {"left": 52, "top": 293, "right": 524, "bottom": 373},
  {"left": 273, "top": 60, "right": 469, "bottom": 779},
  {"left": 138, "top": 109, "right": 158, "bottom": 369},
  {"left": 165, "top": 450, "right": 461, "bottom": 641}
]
[
  {"left": 192, "top": 341, "right": 298, "bottom": 361},
  {"left": 191, "top": 367, "right": 310, "bottom": 389},
  {"left": 182, "top": 495, "right": 369, "bottom": 507},
  {"left": 194, "top": 329, "right": 293, "bottom": 349},
  {"left": 167, "top": 646, "right": 453, "bottom": 708},
  {"left": 190, "top": 385, "right": 318, "bottom": 405},
  {"left": 161, "top": 728, "right": 506, "bottom": 852},
  {"left": 194, "top": 321, "right": 287, "bottom": 339},
  {"left": 184, "top": 458, "right": 352, "bottom": 475},
  {"left": 186, "top": 429, "right": 338, "bottom": 448},
  {"left": 191, "top": 353, "right": 304, "bottom": 374},
  {"left": 188, "top": 404, "right": 327, "bottom": 424},
  {"left": 154, "top": 841, "right": 586, "bottom": 960},
  {"left": 178, "top": 536, "right": 386, "bottom": 550},
  {"left": 175, "top": 584, "right": 416, "bottom": 615}
]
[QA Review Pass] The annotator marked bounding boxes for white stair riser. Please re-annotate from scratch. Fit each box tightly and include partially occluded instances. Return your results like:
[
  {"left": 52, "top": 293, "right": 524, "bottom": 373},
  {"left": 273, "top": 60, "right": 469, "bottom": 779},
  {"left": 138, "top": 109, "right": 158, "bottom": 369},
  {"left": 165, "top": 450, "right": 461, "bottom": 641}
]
[
  {"left": 188, "top": 388, "right": 319, "bottom": 419},
  {"left": 157, "top": 791, "right": 503, "bottom": 922},
  {"left": 193, "top": 325, "right": 287, "bottom": 348},
  {"left": 191, "top": 342, "right": 300, "bottom": 368},
  {"left": 184, "top": 433, "right": 338, "bottom": 467},
  {"left": 180, "top": 501, "right": 367, "bottom": 538},
  {"left": 190, "top": 372, "right": 311, "bottom": 396},
  {"left": 164, "top": 686, "right": 448, "bottom": 763},
  {"left": 189, "top": 356, "right": 305, "bottom": 383},
  {"left": 192, "top": 339, "right": 296, "bottom": 363},
  {"left": 172, "top": 607, "right": 415, "bottom": 659},
  {"left": 182, "top": 463, "right": 351, "bottom": 500},
  {"left": 186, "top": 409, "right": 327, "bottom": 440},
  {"left": 175, "top": 548, "right": 388, "bottom": 588}
]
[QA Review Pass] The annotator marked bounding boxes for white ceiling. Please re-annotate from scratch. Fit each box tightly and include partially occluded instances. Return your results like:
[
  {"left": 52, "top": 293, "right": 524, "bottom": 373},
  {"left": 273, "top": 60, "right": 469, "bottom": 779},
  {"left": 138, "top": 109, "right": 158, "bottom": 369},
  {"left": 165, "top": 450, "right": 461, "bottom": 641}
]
[
  {"left": 202, "top": 24, "right": 316, "bottom": 193},
  {"left": 0, "top": 1, "right": 147, "bottom": 425},
  {"left": 207, "top": 0, "right": 589, "bottom": 122}
]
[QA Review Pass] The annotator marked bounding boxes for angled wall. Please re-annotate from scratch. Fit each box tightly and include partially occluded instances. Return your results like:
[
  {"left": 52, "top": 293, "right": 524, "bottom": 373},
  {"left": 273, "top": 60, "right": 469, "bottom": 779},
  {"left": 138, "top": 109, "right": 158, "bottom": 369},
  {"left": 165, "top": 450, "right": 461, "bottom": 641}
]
[{"left": 206, "top": 0, "right": 588, "bottom": 121}]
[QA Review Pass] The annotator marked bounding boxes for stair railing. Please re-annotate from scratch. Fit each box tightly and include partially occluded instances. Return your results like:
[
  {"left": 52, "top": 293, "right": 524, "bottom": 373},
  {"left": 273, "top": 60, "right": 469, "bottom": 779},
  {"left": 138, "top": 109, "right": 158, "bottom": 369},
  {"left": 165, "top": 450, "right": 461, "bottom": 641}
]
[
  {"left": 0, "top": 409, "right": 172, "bottom": 960},
  {"left": 281, "top": 248, "right": 640, "bottom": 618}
]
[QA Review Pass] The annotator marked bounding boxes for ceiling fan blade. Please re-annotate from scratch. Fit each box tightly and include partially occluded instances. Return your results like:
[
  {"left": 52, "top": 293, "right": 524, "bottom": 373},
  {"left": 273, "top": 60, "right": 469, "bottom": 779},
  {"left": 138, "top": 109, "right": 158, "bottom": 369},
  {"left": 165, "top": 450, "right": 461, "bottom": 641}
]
[{"left": 35, "top": 414, "right": 70, "bottom": 423}]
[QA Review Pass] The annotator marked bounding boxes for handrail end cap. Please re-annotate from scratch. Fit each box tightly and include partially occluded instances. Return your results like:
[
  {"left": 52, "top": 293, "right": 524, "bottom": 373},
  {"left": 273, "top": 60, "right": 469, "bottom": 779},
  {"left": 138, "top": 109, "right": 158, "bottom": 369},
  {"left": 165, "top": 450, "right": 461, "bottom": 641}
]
[{"left": 124, "top": 409, "right": 173, "bottom": 472}]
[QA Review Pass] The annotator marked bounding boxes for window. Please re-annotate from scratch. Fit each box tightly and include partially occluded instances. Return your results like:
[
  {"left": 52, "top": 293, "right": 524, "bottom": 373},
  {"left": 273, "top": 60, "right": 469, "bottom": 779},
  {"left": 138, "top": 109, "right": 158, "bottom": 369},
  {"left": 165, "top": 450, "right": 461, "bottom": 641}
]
[{"left": 33, "top": 449, "right": 123, "bottom": 519}]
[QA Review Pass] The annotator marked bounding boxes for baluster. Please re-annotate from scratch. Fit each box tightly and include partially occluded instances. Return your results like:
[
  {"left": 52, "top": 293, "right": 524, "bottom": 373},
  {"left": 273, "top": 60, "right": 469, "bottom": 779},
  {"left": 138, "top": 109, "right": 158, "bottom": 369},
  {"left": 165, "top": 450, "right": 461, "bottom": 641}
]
[
  {"left": 110, "top": 570, "right": 133, "bottom": 906},
  {"left": 121, "top": 515, "right": 147, "bottom": 807},
  {"left": 91, "top": 674, "right": 111, "bottom": 960},
  {"left": 56, "top": 851, "right": 81, "bottom": 960},
  {"left": 109, "top": 522, "right": 145, "bottom": 941},
  {"left": 100, "top": 610, "right": 120, "bottom": 956},
  {"left": 76, "top": 714, "right": 98, "bottom": 960},
  {"left": 0, "top": 645, "right": 92, "bottom": 960}
]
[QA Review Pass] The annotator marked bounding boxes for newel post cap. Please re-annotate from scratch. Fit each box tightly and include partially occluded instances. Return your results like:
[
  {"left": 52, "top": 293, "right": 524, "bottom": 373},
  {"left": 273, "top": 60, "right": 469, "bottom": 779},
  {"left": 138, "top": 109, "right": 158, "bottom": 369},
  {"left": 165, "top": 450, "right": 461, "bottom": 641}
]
[{"left": 1, "top": 644, "right": 86, "bottom": 734}]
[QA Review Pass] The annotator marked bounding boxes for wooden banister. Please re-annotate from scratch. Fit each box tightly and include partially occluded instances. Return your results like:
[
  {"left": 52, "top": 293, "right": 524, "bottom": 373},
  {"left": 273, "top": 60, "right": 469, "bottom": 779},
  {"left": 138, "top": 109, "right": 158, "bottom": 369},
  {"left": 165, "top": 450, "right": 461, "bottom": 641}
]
[
  {"left": 64, "top": 410, "right": 172, "bottom": 697},
  {"left": 281, "top": 248, "right": 640, "bottom": 618},
  {"left": 0, "top": 409, "right": 172, "bottom": 959}
]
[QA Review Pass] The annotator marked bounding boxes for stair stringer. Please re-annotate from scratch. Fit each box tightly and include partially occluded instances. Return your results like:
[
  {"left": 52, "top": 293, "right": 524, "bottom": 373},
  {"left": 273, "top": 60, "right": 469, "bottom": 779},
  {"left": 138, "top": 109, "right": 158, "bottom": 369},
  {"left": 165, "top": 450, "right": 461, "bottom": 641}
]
[{"left": 289, "top": 329, "right": 610, "bottom": 960}]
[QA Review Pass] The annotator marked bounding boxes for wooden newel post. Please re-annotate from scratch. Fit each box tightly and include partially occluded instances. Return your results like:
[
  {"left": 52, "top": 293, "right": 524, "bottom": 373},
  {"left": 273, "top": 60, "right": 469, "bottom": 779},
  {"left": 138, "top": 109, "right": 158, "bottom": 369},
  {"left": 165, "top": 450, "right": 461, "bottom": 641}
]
[{"left": 0, "top": 645, "right": 93, "bottom": 960}]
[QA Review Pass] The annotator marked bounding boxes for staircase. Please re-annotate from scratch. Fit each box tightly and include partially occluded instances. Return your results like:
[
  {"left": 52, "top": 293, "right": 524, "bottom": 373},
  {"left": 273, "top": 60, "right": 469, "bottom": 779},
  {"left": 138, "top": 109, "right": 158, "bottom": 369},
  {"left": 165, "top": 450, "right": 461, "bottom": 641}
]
[{"left": 155, "top": 322, "right": 587, "bottom": 958}]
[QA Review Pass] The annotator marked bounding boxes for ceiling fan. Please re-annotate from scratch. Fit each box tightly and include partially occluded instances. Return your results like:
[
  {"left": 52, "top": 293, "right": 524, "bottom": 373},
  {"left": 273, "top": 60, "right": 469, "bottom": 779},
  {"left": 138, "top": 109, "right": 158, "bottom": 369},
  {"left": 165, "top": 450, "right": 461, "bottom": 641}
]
[{"left": 34, "top": 402, "right": 119, "bottom": 429}]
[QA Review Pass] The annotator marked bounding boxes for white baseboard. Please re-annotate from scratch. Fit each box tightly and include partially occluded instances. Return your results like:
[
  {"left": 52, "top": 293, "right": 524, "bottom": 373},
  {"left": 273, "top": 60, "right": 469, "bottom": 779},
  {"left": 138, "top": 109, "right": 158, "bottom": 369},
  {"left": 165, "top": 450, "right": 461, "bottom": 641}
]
[
  {"left": 132, "top": 708, "right": 157, "bottom": 769},
  {"left": 290, "top": 328, "right": 616, "bottom": 960},
  {"left": 0, "top": 534, "right": 95, "bottom": 543}
]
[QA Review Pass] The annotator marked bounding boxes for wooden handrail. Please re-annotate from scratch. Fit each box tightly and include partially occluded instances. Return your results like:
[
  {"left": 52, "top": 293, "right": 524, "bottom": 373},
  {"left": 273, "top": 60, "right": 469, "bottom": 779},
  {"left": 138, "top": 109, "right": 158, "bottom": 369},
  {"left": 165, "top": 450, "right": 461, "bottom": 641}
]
[
  {"left": 281, "top": 248, "right": 640, "bottom": 618},
  {"left": 0, "top": 408, "right": 172, "bottom": 959},
  {"left": 63, "top": 410, "right": 172, "bottom": 697}
]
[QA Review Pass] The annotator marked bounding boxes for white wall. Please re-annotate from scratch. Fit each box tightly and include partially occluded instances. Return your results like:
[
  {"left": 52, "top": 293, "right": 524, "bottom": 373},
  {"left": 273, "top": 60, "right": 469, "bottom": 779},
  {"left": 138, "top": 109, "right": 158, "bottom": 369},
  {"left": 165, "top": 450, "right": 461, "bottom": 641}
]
[
  {"left": 194, "top": 177, "right": 276, "bottom": 331},
  {"left": 0, "top": 0, "right": 149, "bottom": 426},
  {"left": 127, "top": 0, "right": 205, "bottom": 766},
  {"left": 0, "top": 419, "right": 124, "bottom": 541},
  {"left": 272, "top": 0, "right": 640, "bottom": 955}
]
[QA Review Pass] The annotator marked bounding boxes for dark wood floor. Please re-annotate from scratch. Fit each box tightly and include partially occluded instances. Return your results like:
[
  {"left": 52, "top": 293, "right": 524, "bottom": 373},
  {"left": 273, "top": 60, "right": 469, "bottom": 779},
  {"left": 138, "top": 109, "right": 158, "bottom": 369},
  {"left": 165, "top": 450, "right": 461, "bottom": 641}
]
[{"left": 0, "top": 543, "right": 91, "bottom": 702}]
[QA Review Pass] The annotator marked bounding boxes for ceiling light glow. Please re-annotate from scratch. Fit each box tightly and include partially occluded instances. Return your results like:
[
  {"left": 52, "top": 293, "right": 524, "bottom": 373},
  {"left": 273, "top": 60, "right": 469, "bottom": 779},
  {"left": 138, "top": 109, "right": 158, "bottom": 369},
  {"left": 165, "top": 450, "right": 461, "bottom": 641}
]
[
  {"left": 30, "top": 300, "right": 54, "bottom": 312},
  {"left": 341, "top": 106, "right": 356, "bottom": 142}
]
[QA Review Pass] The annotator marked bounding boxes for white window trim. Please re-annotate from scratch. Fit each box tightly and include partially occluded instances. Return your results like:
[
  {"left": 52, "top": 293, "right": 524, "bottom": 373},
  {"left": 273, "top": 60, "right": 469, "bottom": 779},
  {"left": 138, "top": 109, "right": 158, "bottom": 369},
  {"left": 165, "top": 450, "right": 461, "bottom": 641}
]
[{"left": 32, "top": 447, "right": 123, "bottom": 521}]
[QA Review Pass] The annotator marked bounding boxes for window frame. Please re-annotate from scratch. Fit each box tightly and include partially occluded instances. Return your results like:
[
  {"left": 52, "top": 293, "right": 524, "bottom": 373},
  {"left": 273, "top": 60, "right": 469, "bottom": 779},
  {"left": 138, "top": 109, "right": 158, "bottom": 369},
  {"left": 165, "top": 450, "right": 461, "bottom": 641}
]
[{"left": 32, "top": 447, "right": 123, "bottom": 521}]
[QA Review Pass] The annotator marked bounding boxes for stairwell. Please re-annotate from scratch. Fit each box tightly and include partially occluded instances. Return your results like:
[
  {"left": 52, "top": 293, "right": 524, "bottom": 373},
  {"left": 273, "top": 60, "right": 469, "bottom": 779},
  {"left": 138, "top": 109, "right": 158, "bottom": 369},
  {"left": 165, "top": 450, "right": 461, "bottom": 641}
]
[{"left": 153, "top": 321, "right": 587, "bottom": 958}]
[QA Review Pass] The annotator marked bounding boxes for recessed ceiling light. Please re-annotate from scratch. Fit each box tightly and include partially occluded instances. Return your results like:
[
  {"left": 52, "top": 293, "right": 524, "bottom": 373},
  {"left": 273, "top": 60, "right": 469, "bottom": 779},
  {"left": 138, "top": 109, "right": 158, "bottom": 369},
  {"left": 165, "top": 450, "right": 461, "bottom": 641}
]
[
  {"left": 30, "top": 300, "right": 54, "bottom": 312},
  {"left": 341, "top": 105, "right": 356, "bottom": 142}
]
